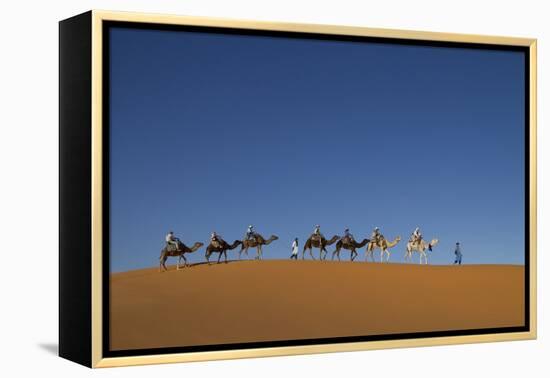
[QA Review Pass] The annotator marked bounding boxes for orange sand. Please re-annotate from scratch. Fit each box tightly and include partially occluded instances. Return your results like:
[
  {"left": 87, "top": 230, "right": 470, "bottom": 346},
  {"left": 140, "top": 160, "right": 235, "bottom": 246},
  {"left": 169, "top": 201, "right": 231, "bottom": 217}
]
[{"left": 110, "top": 260, "right": 524, "bottom": 350}]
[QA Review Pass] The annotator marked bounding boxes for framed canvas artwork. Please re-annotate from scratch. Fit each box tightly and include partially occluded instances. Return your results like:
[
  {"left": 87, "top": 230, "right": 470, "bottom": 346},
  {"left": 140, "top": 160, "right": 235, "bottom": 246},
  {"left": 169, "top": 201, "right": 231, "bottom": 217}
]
[{"left": 59, "top": 10, "right": 537, "bottom": 368}]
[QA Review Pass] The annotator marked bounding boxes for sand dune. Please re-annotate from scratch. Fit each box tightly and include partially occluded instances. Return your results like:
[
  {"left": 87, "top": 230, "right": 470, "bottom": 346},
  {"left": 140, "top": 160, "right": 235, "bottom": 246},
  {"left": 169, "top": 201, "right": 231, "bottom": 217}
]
[{"left": 110, "top": 260, "right": 524, "bottom": 351}]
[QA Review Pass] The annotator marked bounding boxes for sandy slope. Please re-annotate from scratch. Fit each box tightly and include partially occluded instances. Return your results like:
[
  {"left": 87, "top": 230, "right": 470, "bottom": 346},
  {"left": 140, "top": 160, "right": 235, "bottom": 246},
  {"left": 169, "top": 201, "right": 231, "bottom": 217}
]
[{"left": 109, "top": 260, "right": 524, "bottom": 351}]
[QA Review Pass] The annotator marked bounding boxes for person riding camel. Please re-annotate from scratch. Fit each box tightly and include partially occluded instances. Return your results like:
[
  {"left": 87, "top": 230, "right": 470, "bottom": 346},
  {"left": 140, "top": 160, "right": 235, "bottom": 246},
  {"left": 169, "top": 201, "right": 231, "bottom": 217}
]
[
  {"left": 211, "top": 231, "right": 222, "bottom": 247},
  {"left": 371, "top": 227, "right": 383, "bottom": 245},
  {"left": 245, "top": 225, "right": 256, "bottom": 242},
  {"left": 343, "top": 228, "right": 355, "bottom": 243},
  {"left": 313, "top": 224, "right": 322, "bottom": 242},
  {"left": 165, "top": 230, "right": 180, "bottom": 252},
  {"left": 410, "top": 227, "right": 422, "bottom": 245}
]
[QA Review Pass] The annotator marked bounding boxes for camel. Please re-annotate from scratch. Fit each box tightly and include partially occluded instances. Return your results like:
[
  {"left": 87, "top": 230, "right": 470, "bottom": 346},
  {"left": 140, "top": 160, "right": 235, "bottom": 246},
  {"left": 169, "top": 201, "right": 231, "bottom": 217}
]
[
  {"left": 332, "top": 237, "right": 370, "bottom": 261},
  {"left": 205, "top": 239, "right": 242, "bottom": 264},
  {"left": 239, "top": 234, "right": 279, "bottom": 260},
  {"left": 404, "top": 238, "right": 439, "bottom": 264},
  {"left": 365, "top": 236, "right": 401, "bottom": 262},
  {"left": 302, "top": 234, "right": 340, "bottom": 260},
  {"left": 159, "top": 241, "right": 204, "bottom": 272}
]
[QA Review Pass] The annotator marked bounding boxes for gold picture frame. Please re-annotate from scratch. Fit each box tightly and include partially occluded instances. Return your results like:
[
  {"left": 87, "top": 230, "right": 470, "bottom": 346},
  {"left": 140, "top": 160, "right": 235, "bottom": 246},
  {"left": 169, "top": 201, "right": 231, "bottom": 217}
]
[{"left": 59, "top": 10, "right": 537, "bottom": 368}]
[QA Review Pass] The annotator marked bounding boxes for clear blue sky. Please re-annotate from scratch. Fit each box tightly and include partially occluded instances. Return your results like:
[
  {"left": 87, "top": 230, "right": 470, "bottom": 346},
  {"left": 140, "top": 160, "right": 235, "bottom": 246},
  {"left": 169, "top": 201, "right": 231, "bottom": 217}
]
[{"left": 109, "top": 27, "right": 525, "bottom": 272}]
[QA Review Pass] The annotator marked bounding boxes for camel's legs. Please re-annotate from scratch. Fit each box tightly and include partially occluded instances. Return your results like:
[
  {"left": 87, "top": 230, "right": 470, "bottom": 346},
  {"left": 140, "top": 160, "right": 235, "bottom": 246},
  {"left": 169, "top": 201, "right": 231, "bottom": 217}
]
[
  {"left": 302, "top": 248, "right": 306, "bottom": 260},
  {"left": 256, "top": 246, "right": 262, "bottom": 260},
  {"left": 366, "top": 244, "right": 375, "bottom": 262},
  {"left": 181, "top": 254, "right": 188, "bottom": 268},
  {"left": 176, "top": 256, "right": 181, "bottom": 270},
  {"left": 217, "top": 251, "right": 222, "bottom": 264},
  {"left": 224, "top": 250, "right": 228, "bottom": 263},
  {"left": 240, "top": 246, "right": 247, "bottom": 260},
  {"left": 309, "top": 248, "right": 315, "bottom": 260},
  {"left": 369, "top": 250, "right": 374, "bottom": 262}
]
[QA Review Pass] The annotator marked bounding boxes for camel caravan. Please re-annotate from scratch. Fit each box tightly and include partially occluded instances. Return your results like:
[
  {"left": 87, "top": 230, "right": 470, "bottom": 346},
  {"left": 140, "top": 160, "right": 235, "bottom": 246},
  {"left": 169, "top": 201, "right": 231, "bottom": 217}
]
[
  {"left": 160, "top": 226, "right": 279, "bottom": 271},
  {"left": 159, "top": 225, "right": 438, "bottom": 272},
  {"left": 305, "top": 225, "right": 437, "bottom": 264}
]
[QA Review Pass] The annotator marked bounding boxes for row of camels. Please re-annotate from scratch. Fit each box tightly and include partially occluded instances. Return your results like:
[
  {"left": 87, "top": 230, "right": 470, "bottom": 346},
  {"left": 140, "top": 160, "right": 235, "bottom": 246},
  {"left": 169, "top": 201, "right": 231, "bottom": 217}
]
[
  {"left": 159, "top": 233, "right": 279, "bottom": 271},
  {"left": 308, "top": 234, "right": 438, "bottom": 264},
  {"left": 159, "top": 231, "right": 438, "bottom": 272}
]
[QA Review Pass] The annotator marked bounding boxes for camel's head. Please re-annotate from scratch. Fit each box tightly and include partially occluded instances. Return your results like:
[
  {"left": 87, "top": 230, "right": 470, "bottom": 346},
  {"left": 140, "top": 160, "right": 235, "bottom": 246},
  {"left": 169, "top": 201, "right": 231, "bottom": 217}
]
[
  {"left": 270, "top": 235, "right": 279, "bottom": 241},
  {"left": 430, "top": 238, "right": 439, "bottom": 247},
  {"left": 395, "top": 236, "right": 402, "bottom": 242},
  {"left": 194, "top": 242, "right": 205, "bottom": 248}
]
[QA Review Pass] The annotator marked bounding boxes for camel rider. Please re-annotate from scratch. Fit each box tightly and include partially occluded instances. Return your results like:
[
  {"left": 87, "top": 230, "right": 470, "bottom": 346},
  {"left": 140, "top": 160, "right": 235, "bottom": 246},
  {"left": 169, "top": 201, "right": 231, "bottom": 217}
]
[
  {"left": 313, "top": 225, "right": 322, "bottom": 241},
  {"left": 344, "top": 228, "right": 355, "bottom": 242},
  {"left": 371, "top": 227, "right": 382, "bottom": 245},
  {"left": 245, "top": 225, "right": 256, "bottom": 241},
  {"left": 211, "top": 231, "right": 221, "bottom": 245},
  {"left": 410, "top": 227, "right": 422, "bottom": 244},
  {"left": 165, "top": 231, "right": 180, "bottom": 251}
]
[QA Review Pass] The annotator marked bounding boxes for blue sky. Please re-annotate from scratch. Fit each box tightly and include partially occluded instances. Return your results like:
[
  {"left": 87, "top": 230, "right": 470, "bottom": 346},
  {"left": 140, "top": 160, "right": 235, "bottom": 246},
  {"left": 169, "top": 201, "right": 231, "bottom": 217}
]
[{"left": 109, "top": 27, "right": 525, "bottom": 272}]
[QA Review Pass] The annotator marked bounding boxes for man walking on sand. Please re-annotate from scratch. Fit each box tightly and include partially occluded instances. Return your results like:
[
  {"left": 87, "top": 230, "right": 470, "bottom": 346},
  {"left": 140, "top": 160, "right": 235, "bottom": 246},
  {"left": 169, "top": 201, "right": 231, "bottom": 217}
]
[
  {"left": 290, "top": 238, "right": 299, "bottom": 260},
  {"left": 454, "top": 242, "right": 462, "bottom": 265}
]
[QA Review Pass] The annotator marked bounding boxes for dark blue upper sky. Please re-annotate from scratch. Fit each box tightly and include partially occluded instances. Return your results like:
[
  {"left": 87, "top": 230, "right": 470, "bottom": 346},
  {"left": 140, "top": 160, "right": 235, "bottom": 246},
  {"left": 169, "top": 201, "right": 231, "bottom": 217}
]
[{"left": 109, "top": 27, "right": 525, "bottom": 272}]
